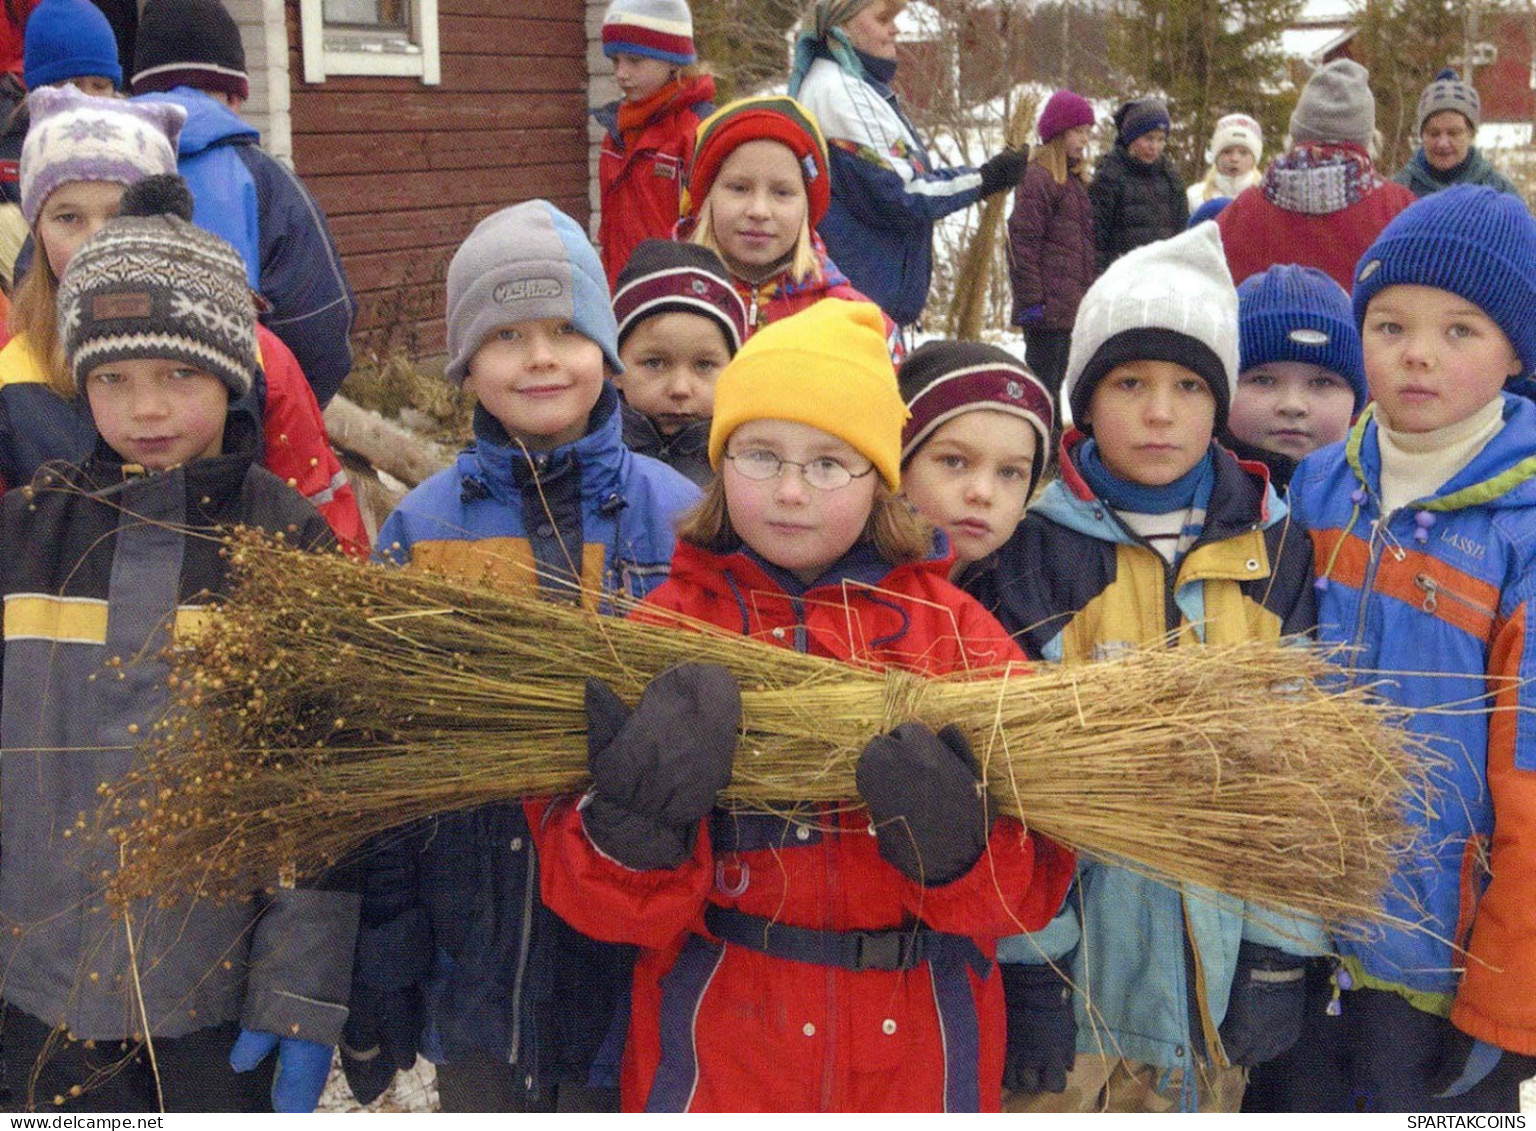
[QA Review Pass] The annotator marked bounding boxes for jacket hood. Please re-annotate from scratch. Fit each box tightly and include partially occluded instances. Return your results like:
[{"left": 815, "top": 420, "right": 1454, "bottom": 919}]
[
  {"left": 1346, "top": 392, "right": 1536, "bottom": 513},
  {"left": 463, "top": 380, "right": 630, "bottom": 509},
  {"left": 134, "top": 86, "right": 257, "bottom": 156},
  {"left": 1036, "top": 428, "right": 1285, "bottom": 544}
]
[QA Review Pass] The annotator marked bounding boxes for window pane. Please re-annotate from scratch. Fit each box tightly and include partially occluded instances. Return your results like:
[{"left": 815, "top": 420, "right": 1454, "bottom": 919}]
[{"left": 324, "top": 0, "right": 409, "bottom": 29}]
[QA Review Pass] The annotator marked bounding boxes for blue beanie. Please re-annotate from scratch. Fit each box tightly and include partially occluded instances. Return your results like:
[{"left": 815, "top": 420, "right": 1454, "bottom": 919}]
[
  {"left": 1239, "top": 265, "right": 1367, "bottom": 412},
  {"left": 24, "top": 0, "right": 123, "bottom": 91},
  {"left": 444, "top": 200, "right": 621, "bottom": 387},
  {"left": 1115, "top": 97, "right": 1170, "bottom": 147},
  {"left": 1353, "top": 185, "right": 1536, "bottom": 380}
]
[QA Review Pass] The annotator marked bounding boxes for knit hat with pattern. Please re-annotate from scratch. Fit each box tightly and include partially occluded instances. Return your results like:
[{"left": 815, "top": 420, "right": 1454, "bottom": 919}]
[
  {"left": 613, "top": 239, "right": 747, "bottom": 354},
  {"left": 59, "top": 211, "right": 257, "bottom": 396},
  {"left": 710, "top": 299, "right": 908, "bottom": 489},
  {"left": 899, "top": 340, "right": 1054, "bottom": 486},
  {"left": 1415, "top": 67, "right": 1480, "bottom": 134},
  {"left": 1353, "top": 184, "right": 1536, "bottom": 379},
  {"left": 1238, "top": 264, "right": 1367, "bottom": 412},
  {"left": 131, "top": 0, "right": 249, "bottom": 101},
  {"left": 602, "top": 0, "right": 695, "bottom": 66},
  {"left": 1064, "top": 222, "right": 1240, "bottom": 429},
  {"left": 20, "top": 85, "right": 184, "bottom": 225},
  {"left": 1037, "top": 90, "right": 1095, "bottom": 145},
  {"left": 24, "top": 0, "right": 123, "bottom": 91},
  {"left": 1289, "top": 59, "right": 1374, "bottom": 150},
  {"left": 445, "top": 200, "right": 621, "bottom": 387},
  {"left": 685, "top": 95, "right": 832, "bottom": 229}
]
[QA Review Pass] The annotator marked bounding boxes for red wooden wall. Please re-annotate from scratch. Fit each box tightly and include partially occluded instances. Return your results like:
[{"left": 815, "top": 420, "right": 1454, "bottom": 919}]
[{"left": 286, "top": 0, "right": 592, "bottom": 359}]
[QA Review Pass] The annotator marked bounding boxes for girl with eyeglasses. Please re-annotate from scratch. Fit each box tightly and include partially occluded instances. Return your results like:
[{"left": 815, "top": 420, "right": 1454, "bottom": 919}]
[{"left": 528, "top": 298, "right": 1074, "bottom": 1111}]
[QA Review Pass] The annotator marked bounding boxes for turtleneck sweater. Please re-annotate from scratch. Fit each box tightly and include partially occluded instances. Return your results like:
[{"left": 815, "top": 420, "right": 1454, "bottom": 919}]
[{"left": 1375, "top": 395, "right": 1505, "bottom": 516}]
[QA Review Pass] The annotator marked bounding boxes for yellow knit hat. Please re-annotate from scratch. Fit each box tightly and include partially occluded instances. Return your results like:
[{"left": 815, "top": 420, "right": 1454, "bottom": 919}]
[{"left": 708, "top": 299, "right": 909, "bottom": 489}]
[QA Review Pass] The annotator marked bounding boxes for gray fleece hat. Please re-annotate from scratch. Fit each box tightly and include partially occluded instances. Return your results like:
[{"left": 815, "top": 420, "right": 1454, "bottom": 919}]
[
  {"left": 1289, "top": 59, "right": 1375, "bottom": 150},
  {"left": 444, "top": 200, "right": 622, "bottom": 387}
]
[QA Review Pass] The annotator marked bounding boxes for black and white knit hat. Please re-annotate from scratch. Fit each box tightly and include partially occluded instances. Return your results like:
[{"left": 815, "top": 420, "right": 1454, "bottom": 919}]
[
  {"left": 613, "top": 239, "right": 747, "bottom": 354},
  {"left": 59, "top": 211, "right": 257, "bottom": 397}
]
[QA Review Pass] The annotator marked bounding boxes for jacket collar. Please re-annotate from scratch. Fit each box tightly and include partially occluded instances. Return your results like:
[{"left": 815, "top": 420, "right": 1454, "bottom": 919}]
[
  {"left": 466, "top": 382, "right": 628, "bottom": 505},
  {"left": 669, "top": 532, "right": 951, "bottom": 604},
  {"left": 619, "top": 399, "right": 709, "bottom": 461}
]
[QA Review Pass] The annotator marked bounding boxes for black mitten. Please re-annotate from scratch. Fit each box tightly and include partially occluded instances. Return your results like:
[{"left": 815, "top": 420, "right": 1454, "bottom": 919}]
[
  {"left": 1001, "top": 961, "right": 1077, "bottom": 1094},
  {"left": 340, "top": 986, "right": 420, "bottom": 1105},
  {"left": 1218, "top": 941, "right": 1307, "bottom": 1066},
  {"left": 582, "top": 663, "right": 740, "bottom": 870},
  {"left": 979, "top": 146, "right": 1029, "bottom": 195},
  {"left": 856, "top": 722, "right": 992, "bottom": 885}
]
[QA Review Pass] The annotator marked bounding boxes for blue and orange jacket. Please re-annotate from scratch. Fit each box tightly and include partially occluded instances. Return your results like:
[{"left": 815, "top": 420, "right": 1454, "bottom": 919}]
[
  {"left": 532, "top": 537, "right": 1075, "bottom": 1112},
  {"left": 964, "top": 434, "right": 1325, "bottom": 1105},
  {"left": 353, "top": 383, "right": 699, "bottom": 1096},
  {"left": 1290, "top": 395, "right": 1536, "bottom": 1056}
]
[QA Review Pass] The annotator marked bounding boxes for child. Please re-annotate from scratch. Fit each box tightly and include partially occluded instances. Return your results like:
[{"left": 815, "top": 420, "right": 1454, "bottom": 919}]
[
  {"left": 530, "top": 298, "right": 1076, "bottom": 1112},
  {"left": 344, "top": 200, "right": 700, "bottom": 1113},
  {"left": 1186, "top": 113, "right": 1263, "bottom": 211},
  {"left": 1286, "top": 184, "right": 1536, "bottom": 1112},
  {"left": 1008, "top": 89, "right": 1097, "bottom": 405},
  {"left": 0, "top": 208, "right": 357, "bottom": 1113},
  {"left": 897, "top": 339, "right": 1054, "bottom": 580},
  {"left": 1089, "top": 97, "right": 1188, "bottom": 274},
  {"left": 593, "top": 0, "right": 715, "bottom": 290},
  {"left": 612, "top": 238, "right": 747, "bottom": 486},
  {"left": 681, "top": 94, "right": 894, "bottom": 349},
  {"left": 1223, "top": 263, "right": 1366, "bottom": 491},
  {"left": 0, "top": 86, "right": 367, "bottom": 553},
  {"left": 967, "top": 223, "right": 1325, "bottom": 1113}
]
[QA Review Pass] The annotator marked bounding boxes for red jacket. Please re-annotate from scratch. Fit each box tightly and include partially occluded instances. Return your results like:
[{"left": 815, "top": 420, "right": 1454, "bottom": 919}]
[
  {"left": 255, "top": 325, "right": 369, "bottom": 557},
  {"left": 1215, "top": 148, "right": 1415, "bottom": 291},
  {"left": 532, "top": 540, "right": 1075, "bottom": 1111},
  {"left": 596, "top": 76, "right": 716, "bottom": 289}
]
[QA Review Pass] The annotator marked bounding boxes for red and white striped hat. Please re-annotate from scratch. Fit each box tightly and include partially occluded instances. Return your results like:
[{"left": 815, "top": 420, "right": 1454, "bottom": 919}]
[{"left": 602, "top": 0, "right": 696, "bottom": 67}]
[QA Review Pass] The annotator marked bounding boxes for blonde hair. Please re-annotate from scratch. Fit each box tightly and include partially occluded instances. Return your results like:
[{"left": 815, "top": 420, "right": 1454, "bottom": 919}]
[
  {"left": 690, "top": 188, "right": 822, "bottom": 286},
  {"left": 10, "top": 251, "right": 72, "bottom": 399},
  {"left": 677, "top": 473, "right": 932, "bottom": 564},
  {"left": 1029, "top": 134, "right": 1088, "bottom": 187}
]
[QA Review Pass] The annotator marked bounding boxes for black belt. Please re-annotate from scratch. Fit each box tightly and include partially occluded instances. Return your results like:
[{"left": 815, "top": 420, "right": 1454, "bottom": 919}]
[{"left": 704, "top": 905, "right": 989, "bottom": 976}]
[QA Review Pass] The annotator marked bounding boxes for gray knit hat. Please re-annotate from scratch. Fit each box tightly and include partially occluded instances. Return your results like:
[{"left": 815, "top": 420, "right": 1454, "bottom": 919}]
[
  {"left": 444, "top": 200, "right": 621, "bottom": 387},
  {"left": 1289, "top": 59, "right": 1375, "bottom": 150},
  {"left": 1415, "top": 68, "right": 1480, "bottom": 134},
  {"left": 59, "top": 213, "right": 257, "bottom": 396}
]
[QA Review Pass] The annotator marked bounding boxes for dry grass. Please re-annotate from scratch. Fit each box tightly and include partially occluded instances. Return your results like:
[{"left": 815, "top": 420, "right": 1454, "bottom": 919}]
[{"left": 104, "top": 533, "right": 1432, "bottom": 931}]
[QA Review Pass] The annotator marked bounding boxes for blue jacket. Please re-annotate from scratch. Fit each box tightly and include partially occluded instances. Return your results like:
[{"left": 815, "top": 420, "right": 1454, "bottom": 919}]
[
  {"left": 1290, "top": 396, "right": 1536, "bottom": 1054},
  {"left": 966, "top": 439, "right": 1328, "bottom": 1105},
  {"left": 792, "top": 53, "right": 982, "bottom": 326},
  {"left": 134, "top": 87, "right": 357, "bottom": 407},
  {"left": 354, "top": 384, "right": 699, "bottom": 1093}
]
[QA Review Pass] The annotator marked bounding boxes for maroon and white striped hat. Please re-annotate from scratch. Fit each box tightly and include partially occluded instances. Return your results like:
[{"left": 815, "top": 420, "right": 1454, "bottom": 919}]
[{"left": 613, "top": 239, "right": 748, "bottom": 355}]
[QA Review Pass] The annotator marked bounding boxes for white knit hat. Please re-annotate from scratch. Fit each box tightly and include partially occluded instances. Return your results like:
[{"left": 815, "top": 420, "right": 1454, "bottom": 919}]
[
  {"left": 1206, "top": 113, "right": 1263, "bottom": 165},
  {"left": 1063, "top": 222, "right": 1240, "bottom": 429}
]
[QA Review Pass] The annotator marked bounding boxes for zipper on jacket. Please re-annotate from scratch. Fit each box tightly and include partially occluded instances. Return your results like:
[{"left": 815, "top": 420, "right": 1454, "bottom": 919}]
[
  {"left": 507, "top": 843, "right": 539, "bottom": 1069},
  {"left": 1353, "top": 518, "right": 1402, "bottom": 646},
  {"left": 1413, "top": 573, "right": 1496, "bottom": 619}
]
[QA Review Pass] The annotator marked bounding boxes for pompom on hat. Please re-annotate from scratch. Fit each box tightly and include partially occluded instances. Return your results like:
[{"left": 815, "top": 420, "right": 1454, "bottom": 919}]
[
  {"left": 1238, "top": 264, "right": 1367, "bottom": 412},
  {"left": 20, "top": 85, "right": 184, "bottom": 226},
  {"left": 613, "top": 239, "right": 747, "bottom": 355},
  {"left": 898, "top": 340, "right": 1055, "bottom": 487},
  {"left": 709, "top": 300, "right": 908, "bottom": 489},
  {"left": 24, "top": 0, "right": 123, "bottom": 91},
  {"left": 602, "top": 0, "right": 696, "bottom": 67},
  {"left": 1352, "top": 184, "right": 1536, "bottom": 380},
  {"left": 684, "top": 96, "right": 831, "bottom": 230}
]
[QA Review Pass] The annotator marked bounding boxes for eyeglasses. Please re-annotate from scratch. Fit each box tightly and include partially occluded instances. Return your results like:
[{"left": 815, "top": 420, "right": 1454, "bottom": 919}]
[{"left": 723, "top": 448, "right": 876, "bottom": 491}]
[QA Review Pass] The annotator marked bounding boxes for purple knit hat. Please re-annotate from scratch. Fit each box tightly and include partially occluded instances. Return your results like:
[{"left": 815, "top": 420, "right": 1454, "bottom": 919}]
[{"left": 1038, "top": 90, "right": 1095, "bottom": 145}]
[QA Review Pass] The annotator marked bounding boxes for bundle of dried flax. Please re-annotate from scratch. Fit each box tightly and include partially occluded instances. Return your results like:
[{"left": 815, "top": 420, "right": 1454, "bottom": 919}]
[{"left": 105, "top": 534, "right": 1429, "bottom": 930}]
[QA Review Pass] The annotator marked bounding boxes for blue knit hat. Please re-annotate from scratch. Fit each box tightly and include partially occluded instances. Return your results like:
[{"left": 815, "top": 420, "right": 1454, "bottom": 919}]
[
  {"left": 444, "top": 200, "right": 621, "bottom": 387},
  {"left": 24, "top": 0, "right": 123, "bottom": 91},
  {"left": 1239, "top": 265, "right": 1366, "bottom": 412},
  {"left": 1353, "top": 184, "right": 1536, "bottom": 379},
  {"left": 1115, "top": 98, "right": 1170, "bottom": 147}
]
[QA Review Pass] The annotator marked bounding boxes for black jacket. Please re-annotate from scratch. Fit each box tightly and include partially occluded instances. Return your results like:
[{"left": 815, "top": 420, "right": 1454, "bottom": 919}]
[{"left": 1088, "top": 146, "right": 1189, "bottom": 275}]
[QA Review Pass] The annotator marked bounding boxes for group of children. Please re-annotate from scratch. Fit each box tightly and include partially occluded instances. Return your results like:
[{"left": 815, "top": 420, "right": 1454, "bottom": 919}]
[{"left": 0, "top": 0, "right": 1533, "bottom": 1117}]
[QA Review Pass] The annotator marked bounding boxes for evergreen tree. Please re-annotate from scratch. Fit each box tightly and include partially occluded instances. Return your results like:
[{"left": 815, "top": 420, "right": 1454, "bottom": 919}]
[{"left": 1107, "top": 0, "right": 1305, "bottom": 179}]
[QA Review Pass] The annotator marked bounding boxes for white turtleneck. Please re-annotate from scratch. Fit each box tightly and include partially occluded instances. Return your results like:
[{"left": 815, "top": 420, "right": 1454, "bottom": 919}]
[{"left": 1375, "top": 396, "right": 1506, "bottom": 517}]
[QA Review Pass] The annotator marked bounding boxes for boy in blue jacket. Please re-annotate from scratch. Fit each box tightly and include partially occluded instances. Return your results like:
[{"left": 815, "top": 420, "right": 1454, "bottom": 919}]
[
  {"left": 341, "top": 200, "right": 699, "bottom": 1113},
  {"left": 1286, "top": 185, "right": 1536, "bottom": 1112}
]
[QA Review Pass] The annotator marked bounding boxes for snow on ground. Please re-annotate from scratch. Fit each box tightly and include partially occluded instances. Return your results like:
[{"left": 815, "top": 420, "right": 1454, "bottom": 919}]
[{"left": 318, "top": 1057, "right": 439, "bottom": 1113}]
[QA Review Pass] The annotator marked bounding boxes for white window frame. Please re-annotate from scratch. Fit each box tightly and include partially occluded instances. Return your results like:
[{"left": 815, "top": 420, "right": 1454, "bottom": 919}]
[{"left": 299, "top": 0, "right": 441, "bottom": 84}]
